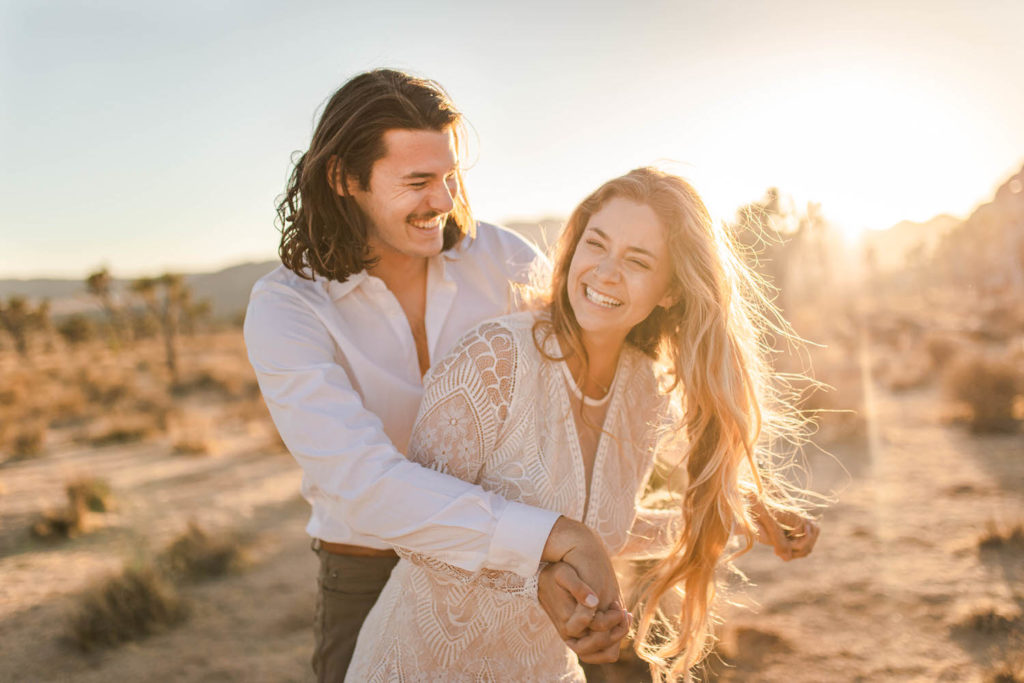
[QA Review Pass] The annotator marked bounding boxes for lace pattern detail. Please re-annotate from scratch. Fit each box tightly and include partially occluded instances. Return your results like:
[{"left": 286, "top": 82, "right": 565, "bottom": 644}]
[{"left": 347, "top": 312, "right": 674, "bottom": 682}]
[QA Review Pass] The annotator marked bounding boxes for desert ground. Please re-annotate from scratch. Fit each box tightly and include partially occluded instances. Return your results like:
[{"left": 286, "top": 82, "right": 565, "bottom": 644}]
[{"left": 1, "top": 286, "right": 1022, "bottom": 683}]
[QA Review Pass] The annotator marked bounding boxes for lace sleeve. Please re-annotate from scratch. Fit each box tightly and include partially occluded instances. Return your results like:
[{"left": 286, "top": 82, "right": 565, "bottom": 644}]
[{"left": 398, "top": 321, "right": 540, "bottom": 599}]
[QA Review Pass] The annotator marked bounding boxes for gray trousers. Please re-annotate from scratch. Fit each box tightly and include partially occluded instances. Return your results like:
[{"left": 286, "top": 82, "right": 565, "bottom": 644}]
[{"left": 311, "top": 544, "right": 399, "bottom": 682}]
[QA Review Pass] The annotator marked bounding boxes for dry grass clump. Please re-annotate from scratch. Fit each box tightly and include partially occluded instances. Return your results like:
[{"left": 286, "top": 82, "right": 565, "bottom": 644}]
[
  {"left": 158, "top": 521, "right": 244, "bottom": 582},
  {"left": 952, "top": 606, "right": 1022, "bottom": 636},
  {"left": 5, "top": 421, "right": 47, "bottom": 461},
  {"left": 68, "top": 566, "right": 187, "bottom": 652},
  {"left": 988, "top": 645, "right": 1024, "bottom": 683},
  {"left": 171, "top": 364, "right": 260, "bottom": 401},
  {"left": 31, "top": 477, "right": 115, "bottom": 539},
  {"left": 85, "top": 412, "right": 163, "bottom": 446},
  {"left": 167, "top": 410, "right": 217, "bottom": 456},
  {"left": 944, "top": 355, "right": 1022, "bottom": 433},
  {"left": 978, "top": 521, "right": 1024, "bottom": 552},
  {"left": 924, "top": 332, "right": 964, "bottom": 368},
  {"left": 67, "top": 477, "right": 115, "bottom": 513}
]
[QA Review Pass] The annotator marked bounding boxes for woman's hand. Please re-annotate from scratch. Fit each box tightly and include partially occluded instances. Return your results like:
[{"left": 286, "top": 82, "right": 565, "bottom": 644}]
[
  {"left": 750, "top": 501, "right": 820, "bottom": 561},
  {"left": 537, "top": 562, "right": 631, "bottom": 663}
]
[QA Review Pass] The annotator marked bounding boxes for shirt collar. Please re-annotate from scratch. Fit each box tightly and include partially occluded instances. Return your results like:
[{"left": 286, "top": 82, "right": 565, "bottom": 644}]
[
  {"left": 323, "top": 270, "right": 369, "bottom": 301},
  {"left": 321, "top": 251, "right": 456, "bottom": 302}
]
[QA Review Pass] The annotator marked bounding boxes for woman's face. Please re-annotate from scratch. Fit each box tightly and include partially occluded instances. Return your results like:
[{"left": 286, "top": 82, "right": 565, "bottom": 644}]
[{"left": 567, "top": 196, "right": 675, "bottom": 345}]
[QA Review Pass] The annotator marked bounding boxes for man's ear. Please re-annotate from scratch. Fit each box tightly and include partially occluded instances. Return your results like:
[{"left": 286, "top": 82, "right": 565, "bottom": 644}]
[{"left": 327, "top": 156, "right": 356, "bottom": 197}]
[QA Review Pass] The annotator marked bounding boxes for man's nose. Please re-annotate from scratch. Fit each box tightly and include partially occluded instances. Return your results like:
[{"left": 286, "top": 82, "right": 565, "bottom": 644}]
[{"left": 430, "top": 180, "right": 455, "bottom": 214}]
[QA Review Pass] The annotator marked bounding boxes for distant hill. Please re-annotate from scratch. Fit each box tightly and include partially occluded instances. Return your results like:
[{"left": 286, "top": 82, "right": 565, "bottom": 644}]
[
  {"left": 933, "top": 163, "right": 1024, "bottom": 290},
  {"left": 0, "top": 260, "right": 279, "bottom": 319},
  {"left": 0, "top": 220, "right": 568, "bottom": 320},
  {"left": 861, "top": 214, "right": 962, "bottom": 272}
]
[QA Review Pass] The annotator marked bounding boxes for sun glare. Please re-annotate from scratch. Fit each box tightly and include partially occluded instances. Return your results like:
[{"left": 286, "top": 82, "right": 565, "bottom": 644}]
[{"left": 685, "top": 66, "right": 992, "bottom": 237}]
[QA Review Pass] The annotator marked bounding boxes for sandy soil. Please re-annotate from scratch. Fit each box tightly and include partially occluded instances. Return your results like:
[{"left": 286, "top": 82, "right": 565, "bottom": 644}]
[{"left": 1, "top": 341, "right": 1022, "bottom": 682}]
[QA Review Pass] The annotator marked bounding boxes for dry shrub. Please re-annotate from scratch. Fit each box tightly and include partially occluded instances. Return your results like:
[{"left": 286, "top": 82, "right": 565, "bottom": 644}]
[
  {"left": 86, "top": 412, "right": 162, "bottom": 446},
  {"left": 883, "top": 353, "right": 932, "bottom": 392},
  {"left": 68, "top": 566, "right": 186, "bottom": 651},
  {"left": 988, "top": 644, "right": 1024, "bottom": 683},
  {"left": 951, "top": 602, "right": 1022, "bottom": 642},
  {"left": 167, "top": 411, "right": 217, "bottom": 456},
  {"left": 924, "top": 332, "right": 964, "bottom": 368},
  {"left": 944, "top": 355, "right": 1022, "bottom": 433},
  {"left": 171, "top": 365, "right": 259, "bottom": 401},
  {"left": 31, "top": 477, "right": 114, "bottom": 539},
  {"left": 8, "top": 422, "right": 47, "bottom": 460},
  {"left": 159, "top": 521, "right": 244, "bottom": 582},
  {"left": 77, "top": 368, "right": 134, "bottom": 407},
  {"left": 67, "top": 477, "right": 115, "bottom": 513},
  {"left": 172, "top": 437, "right": 212, "bottom": 456},
  {"left": 978, "top": 521, "right": 1024, "bottom": 552},
  {"left": 31, "top": 505, "right": 85, "bottom": 540}
]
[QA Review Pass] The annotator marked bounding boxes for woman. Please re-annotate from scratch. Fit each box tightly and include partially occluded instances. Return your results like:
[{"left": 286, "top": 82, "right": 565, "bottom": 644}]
[{"left": 346, "top": 168, "right": 817, "bottom": 682}]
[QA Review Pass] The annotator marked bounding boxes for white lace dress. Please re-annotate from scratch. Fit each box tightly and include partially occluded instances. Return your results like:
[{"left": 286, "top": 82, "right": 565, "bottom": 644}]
[{"left": 346, "top": 311, "right": 682, "bottom": 682}]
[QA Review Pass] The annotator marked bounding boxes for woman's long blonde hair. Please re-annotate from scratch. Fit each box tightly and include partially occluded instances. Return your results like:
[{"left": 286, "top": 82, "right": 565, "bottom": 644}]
[{"left": 532, "top": 167, "right": 809, "bottom": 681}]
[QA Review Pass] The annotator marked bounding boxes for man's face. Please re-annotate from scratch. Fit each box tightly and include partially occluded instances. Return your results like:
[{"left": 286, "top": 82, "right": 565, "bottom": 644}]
[{"left": 344, "top": 128, "right": 460, "bottom": 267}]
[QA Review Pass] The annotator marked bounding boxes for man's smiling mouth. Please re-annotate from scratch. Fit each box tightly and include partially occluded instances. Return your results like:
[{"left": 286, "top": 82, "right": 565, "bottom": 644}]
[{"left": 408, "top": 215, "right": 446, "bottom": 231}]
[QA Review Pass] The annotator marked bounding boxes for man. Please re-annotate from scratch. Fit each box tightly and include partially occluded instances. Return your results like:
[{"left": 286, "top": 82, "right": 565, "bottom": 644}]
[{"left": 244, "top": 69, "right": 625, "bottom": 681}]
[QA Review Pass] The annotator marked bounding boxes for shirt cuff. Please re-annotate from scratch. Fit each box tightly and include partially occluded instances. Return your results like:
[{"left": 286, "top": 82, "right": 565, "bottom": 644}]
[{"left": 487, "top": 502, "right": 560, "bottom": 578}]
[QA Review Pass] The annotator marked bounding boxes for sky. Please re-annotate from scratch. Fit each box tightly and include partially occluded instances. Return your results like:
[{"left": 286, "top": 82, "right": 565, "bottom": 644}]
[{"left": 2, "top": 0, "right": 1023, "bottom": 278}]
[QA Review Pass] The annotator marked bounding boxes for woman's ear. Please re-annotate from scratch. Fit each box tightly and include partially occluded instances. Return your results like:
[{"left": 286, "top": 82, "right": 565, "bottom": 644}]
[{"left": 658, "top": 290, "right": 676, "bottom": 310}]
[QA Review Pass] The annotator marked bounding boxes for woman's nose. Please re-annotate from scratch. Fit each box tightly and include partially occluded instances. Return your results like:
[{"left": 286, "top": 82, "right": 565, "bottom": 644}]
[{"left": 594, "top": 256, "right": 621, "bottom": 281}]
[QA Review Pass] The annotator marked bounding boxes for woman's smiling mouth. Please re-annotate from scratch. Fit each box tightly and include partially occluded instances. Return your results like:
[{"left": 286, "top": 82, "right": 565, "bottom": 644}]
[{"left": 584, "top": 285, "right": 623, "bottom": 308}]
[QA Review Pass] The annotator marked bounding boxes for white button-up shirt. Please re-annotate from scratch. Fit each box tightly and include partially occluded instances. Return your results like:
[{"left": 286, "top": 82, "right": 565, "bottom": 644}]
[{"left": 244, "top": 223, "right": 560, "bottom": 577}]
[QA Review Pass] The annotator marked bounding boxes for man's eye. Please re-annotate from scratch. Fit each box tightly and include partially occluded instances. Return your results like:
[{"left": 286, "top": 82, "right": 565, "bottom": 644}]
[{"left": 409, "top": 182, "right": 428, "bottom": 189}]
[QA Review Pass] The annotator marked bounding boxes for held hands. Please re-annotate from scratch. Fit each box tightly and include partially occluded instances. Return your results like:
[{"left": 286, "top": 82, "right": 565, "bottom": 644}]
[
  {"left": 537, "top": 562, "right": 630, "bottom": 664},
  {"left": 539, "top": 516, "right": 630, "bottom": 662},
  {"left": 749, "top": 499, "right": 820, "bottom": 561}
]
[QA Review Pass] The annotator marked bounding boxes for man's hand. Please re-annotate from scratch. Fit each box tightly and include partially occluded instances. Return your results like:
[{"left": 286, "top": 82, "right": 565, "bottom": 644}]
[{"left": 750, "top": 501, "right": 820, "bottom": 561}]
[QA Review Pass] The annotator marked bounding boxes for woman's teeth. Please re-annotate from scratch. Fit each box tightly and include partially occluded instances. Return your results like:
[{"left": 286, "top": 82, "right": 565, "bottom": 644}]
[{"left": 585, "top": 285, "right": 622, "bottom": 308}]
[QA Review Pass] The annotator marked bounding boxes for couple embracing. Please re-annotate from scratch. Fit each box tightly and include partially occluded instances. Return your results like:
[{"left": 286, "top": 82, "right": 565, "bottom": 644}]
[{"left": 245, "top": 69, "right": 819, "bottom": 682}]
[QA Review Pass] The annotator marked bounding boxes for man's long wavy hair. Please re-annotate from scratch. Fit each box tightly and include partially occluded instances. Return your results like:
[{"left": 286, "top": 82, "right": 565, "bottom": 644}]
[
  {"left": 532, "top": 167, "right": 809, "bottom": 681},
  {"left": 277, "top": 69, "right": 474, "bottom": 282}
]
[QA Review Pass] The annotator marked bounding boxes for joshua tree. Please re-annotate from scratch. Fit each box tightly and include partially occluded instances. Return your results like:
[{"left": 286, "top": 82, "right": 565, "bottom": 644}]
[
  {"left": 132, "top": 273, "right": 190, "bottom": 383},
  {"left": 85, "top": 267, "right": 124, "bottom": 341},
  {"left": 0, "top": 296, "right": 50, "bottom": 356}
]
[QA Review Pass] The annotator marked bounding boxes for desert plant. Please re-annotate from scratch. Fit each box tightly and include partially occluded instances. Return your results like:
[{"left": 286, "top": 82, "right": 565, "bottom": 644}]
[
  {"left": 978, "top": 521, "right": 1024, "bottom": 552},
  {"left": 924, "top": 333, "right": 963, "bottom": 368},
  {"left": 944, "top": 355, "right": 1022, "bottom": 433},
  {"left": 31, "top": 476, "right": 114, "bottom": 539},
  {"left": 0, "top": 295, "right": 50, "bottom": 356},
  {"left": 56, "top": 314, "right": 97, "bottom": 346},
  {"left": 159, "top": 522, "right": 243, "bottom": 582},
  {"left": 68, "top": 566, "right": 186, "bottom": 651},
  {"left": 8, "top": 422, "right": 47, "bottom": 460},
  {"left": 132, "top": 273, "right": 192, "bottom": 384},
  {"left": 66, "top": 477, "right": 115, "bottom": 513},
  {"left": 85, "top": 267, "right": 125, "bottom": 342},
  {"left": 86, "top": 414, "right": 161, "bottom": 446}
]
